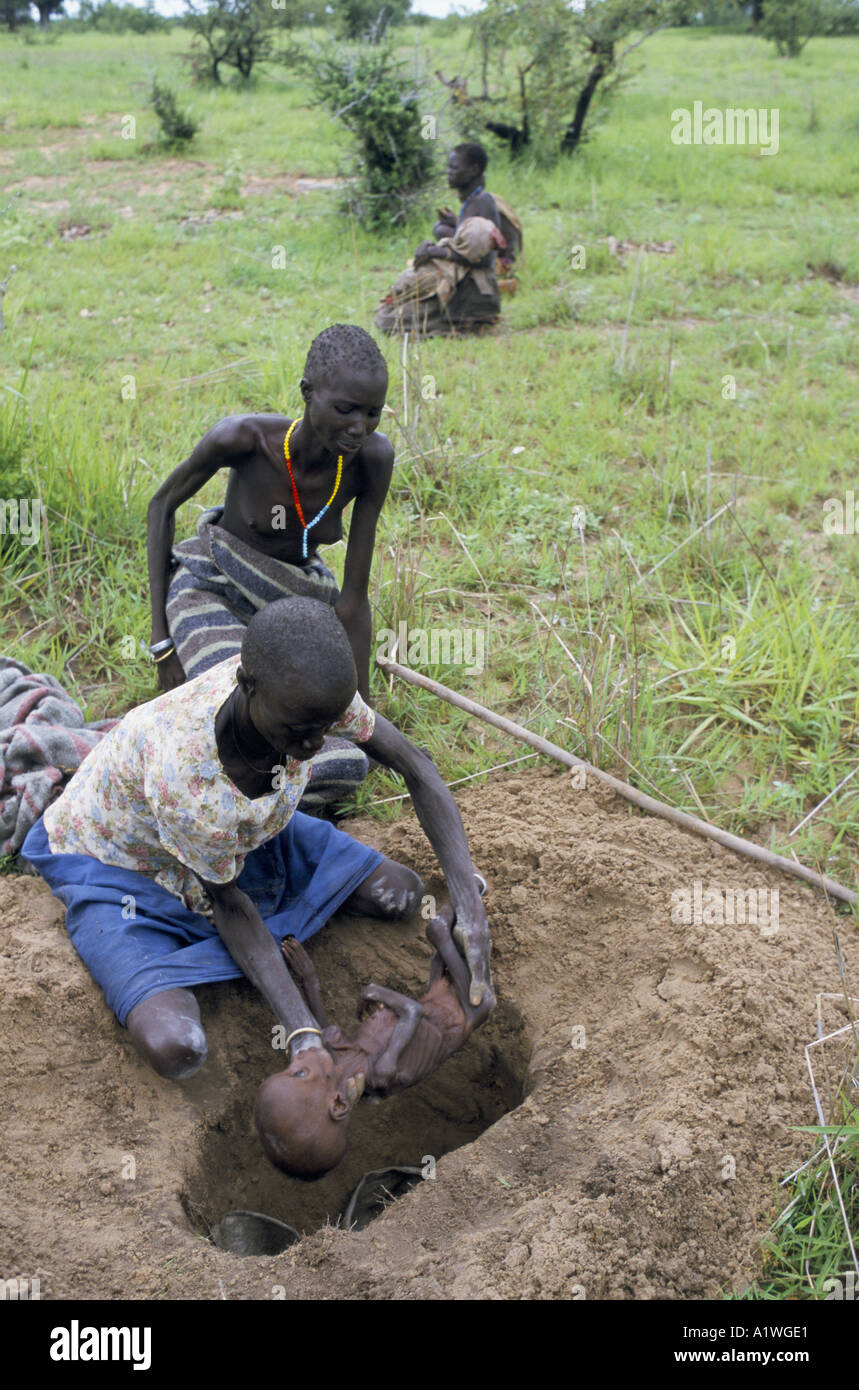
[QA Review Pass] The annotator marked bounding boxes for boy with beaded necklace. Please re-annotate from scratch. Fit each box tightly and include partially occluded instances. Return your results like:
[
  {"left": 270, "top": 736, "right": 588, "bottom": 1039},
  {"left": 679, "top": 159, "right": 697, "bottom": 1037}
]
[{"left": 146, "top": 324, "right": 391, "bottom": 811}]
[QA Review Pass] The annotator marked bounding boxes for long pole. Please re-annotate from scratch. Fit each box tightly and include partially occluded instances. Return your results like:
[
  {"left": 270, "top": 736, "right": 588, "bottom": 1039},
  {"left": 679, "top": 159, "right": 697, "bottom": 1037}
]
[{"left": 376, "top": 656, "right": 857, "bottom": 908}]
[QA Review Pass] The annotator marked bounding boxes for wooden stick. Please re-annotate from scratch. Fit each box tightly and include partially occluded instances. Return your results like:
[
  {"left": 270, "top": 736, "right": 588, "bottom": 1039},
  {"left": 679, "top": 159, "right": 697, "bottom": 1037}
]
[{"left": 376, "top": 656, "right": 857, "bottom": 908}]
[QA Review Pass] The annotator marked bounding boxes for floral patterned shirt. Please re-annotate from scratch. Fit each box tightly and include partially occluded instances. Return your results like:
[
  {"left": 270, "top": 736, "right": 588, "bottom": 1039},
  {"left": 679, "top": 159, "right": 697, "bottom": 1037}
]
[{"left": 43, "top": 655, "right": 375, "bottom": 916}]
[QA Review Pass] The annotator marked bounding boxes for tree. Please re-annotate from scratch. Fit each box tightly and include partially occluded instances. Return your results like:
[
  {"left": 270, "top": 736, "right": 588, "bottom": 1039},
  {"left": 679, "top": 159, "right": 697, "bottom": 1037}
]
[
  {"left": 327, "top": 0, "right": 411, "bottom": 40},
  {"left": 448, "top": 0, "right": 694, "bottom": 161},
  {"left": 1, "top": 0, "right": 32, "bottom": 29},
  {"left": 149, "top": 79, "right": 200, "bottom": 146},
  {"left": 826, "top": 0, "right": 859, "bottom": 29},
  {"left": 77, "top": 1, "right": 169, "bottom": 30},
  {"left": 34, "top": 0, "right": 64, "bottom": 25},
  {"left": 746, "top": 0, "right": 859, "bottom": 32},
  {"left": 297, "top": 34, "right": 436, "bottom": 227},
  {"left": 759, "top": 0, "right": 827, "bottom": 50},
  {"left": 185, "top": 0, "right": 283, "bottom": 82}
]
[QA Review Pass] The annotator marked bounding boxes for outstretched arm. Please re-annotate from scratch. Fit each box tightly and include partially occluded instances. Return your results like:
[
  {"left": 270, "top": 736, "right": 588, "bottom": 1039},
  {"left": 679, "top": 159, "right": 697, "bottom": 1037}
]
[
  {"left": 146, "top": 415, "right": 267, "bottom": 691},
  {"left": 361, "top": 715, "right": 491, "bottom": 1008},
  {"left": 195, "top": 875, "right": 322, "bottom": 1037},
  {"left": 413, "top": 240, "right": 457, "bottom": 267},
  {"left": 360, "top": 983, "right": 424, "bottom": 1088},
  {"left": 426, "top": 904, "right": 494, "bottom": 1023},
  {"left": 335, "top": 436, "right": 394, "bottom": 702}
]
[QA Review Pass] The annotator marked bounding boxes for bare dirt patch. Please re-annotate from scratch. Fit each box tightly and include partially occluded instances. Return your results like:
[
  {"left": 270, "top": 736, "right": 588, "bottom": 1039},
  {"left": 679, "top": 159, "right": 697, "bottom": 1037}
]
[
  {"left": 58, "top": 222, "right": 93, "bottom": 241},
  {"left": 240, "top": 174, "right": 350, "bottom": 197},
  {"left": 1, "top": 767, "right": 854, "bottom": 1300},
  {"left": 179, "top": 209, "right": 244, "bottom": 227},
  {"left": 606, "top": 236, "right": 677, "bottom": 261},
  {"left": 27, "top": 200, "right": 72, "bottom": 217},
  {"left": 5, "top": 174, "right": 72, "bottom": 192}
]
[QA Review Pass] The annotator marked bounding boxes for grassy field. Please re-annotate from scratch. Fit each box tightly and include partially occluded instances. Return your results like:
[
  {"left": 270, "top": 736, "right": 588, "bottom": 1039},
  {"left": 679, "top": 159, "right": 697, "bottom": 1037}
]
[{"left": 1, "top": 19, "right": 858, "bottom": 1296}]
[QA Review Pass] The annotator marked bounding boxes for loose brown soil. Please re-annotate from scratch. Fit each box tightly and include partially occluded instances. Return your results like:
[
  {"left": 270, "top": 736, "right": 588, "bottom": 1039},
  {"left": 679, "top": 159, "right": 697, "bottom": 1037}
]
[{"left": 1, "top": 766, "right": 855, "bottom": 1300}]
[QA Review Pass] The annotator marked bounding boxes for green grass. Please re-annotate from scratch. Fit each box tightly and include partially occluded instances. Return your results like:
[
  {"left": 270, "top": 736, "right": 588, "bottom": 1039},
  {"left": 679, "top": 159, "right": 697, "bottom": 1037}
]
[
  {"left": 1, "top": 19, "right": 859, "bottom": 1294},
  {"left": 736, "top": 1048, "right": 859, "bottom": 1300}
]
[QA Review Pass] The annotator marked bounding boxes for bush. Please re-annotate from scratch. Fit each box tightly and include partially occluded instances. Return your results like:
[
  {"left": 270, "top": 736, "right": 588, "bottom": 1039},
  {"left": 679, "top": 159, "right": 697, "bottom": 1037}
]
[
  {"left": 185, "top": 0, "right": 282, "bottom": 84},
  {"left": 691, "top": 0, "right": 752, "bottom": 23},
  {"left": 148, "top": 80, "right": 199, "bottom": 147},
  {"left": 77, "top": 0, "right": 169, "bottom": 31},
  {"left": 327, "top": 0, "right": 411, "bottom": 40},
  {"left": 298, "top": 36, "right": 436, "bottom": 228},
  {"left": 759, "top": 0, "right": 827, "bottom": 52},
  {"left": 821, "top": 0, "right": 859, "bottom": 31}
]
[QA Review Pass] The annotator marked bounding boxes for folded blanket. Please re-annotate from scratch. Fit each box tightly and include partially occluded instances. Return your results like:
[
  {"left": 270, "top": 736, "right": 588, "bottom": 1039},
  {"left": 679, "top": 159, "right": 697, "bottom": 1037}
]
[{"left": 0, "top": 659, "right": 117, "bottom": 857}]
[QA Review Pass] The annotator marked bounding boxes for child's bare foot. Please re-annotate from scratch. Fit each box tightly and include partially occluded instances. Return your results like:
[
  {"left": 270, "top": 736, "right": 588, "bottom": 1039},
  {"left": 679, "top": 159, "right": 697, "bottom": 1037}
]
[
  {"left": 281, "top": 936, "right": 328, "bottom": 1025},
  {"left": 281, "top": 935, "right": 314, "bottom": 983}
]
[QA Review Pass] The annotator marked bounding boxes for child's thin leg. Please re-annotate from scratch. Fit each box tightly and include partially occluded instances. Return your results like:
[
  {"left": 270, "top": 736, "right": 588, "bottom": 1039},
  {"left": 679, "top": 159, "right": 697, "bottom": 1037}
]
[
  {"left": 281, "top": 937, "right": 328, "bottom": 1026},
  {"left": 426, "top": 915, "right": 472, "bottom": 1008}
]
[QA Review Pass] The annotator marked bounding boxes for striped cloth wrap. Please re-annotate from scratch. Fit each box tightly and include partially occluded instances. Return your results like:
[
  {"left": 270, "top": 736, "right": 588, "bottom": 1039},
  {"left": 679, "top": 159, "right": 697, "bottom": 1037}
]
[{"left": 165, "top": 507, "right": 369, "bottom": 813}]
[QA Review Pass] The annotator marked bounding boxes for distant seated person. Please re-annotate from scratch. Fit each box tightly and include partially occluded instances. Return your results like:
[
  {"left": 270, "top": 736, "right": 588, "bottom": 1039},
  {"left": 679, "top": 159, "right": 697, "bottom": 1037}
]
[
  {"left": 374, "top": 143, "right": 521, "bottom": 338},
  {"left": 432, "top": 161, "right": 523, "bottom": 294}
]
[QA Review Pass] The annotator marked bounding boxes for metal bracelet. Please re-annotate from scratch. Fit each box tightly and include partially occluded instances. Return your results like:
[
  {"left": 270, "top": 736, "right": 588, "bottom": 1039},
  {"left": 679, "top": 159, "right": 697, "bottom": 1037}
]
[{"left": 146, "top": 637, "right": 176, "bottom": 659}]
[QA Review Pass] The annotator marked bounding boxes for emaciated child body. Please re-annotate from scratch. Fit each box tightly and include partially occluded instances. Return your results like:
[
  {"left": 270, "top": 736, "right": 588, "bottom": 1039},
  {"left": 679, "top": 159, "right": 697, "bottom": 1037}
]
[{"left": 254, "top": 895, "right": 494, "bottom": 1177}]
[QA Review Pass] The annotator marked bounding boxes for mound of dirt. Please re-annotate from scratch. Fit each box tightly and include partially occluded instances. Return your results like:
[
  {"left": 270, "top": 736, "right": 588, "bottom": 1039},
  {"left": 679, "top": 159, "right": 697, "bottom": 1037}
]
[{"left": 1, "top": 766, "right": 855, "bottom": 1300}]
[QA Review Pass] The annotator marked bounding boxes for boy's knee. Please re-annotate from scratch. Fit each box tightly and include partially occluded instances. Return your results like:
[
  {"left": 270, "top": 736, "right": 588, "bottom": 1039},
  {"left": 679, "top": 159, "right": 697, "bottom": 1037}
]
[
  {"left": 373, "top": 861, "right": 423, "bottom": 920},
  {"left": 146, "top": 1023, "right": 208, "bottom": 1080},
  {"left": 391, "top": 865, "right": 423, "bottom": 920},
  {"left": 346, "top": 860, "right": 423, "bottom": 920},
  {"left": 127, "top": 998, "right": 208, "bottom": 1080}
]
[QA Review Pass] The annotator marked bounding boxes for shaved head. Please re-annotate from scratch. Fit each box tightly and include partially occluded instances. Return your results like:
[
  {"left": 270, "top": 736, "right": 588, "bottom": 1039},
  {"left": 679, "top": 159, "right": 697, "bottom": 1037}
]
[
  {"left": 304, "top": 324, "right": 387, "bottom": 390},
  {"left": 255, "top": 1065, "right": 350, "bottom": 1180},
  {"left": 241, "top": 597, "right": 357, "bottom": 715}
]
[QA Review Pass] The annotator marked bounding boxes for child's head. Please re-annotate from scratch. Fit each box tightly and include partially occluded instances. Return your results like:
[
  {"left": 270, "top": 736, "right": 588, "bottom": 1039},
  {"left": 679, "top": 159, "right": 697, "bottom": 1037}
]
[
  {"left": 254, "top": 1046, "right": 352, "bottom": 1179},
  {"left": 239, "top": 597, "right": 357, "bottom": 760}
]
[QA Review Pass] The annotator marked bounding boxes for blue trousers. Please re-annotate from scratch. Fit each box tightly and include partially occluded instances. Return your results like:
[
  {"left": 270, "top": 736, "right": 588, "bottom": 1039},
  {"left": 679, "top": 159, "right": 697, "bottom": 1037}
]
[{"left": 22, "top": 814, "right": 383, "bottom": 1025}]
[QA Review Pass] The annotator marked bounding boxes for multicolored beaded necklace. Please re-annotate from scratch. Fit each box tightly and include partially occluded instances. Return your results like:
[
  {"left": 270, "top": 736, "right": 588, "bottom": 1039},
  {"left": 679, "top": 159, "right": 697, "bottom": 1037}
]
[{"left": 283, "top": 418, "right": 343, "bottom": 560}]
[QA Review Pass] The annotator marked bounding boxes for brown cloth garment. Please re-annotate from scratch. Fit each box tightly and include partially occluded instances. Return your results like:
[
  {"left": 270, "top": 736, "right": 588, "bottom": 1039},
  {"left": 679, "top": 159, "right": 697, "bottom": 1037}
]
[{"left": 374, "top": 216, "right": 507, "bottom": 338}]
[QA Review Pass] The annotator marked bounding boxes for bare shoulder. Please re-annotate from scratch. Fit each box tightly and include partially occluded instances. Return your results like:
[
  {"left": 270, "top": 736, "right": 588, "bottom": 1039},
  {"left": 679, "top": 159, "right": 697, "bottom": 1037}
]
[
  {"left": 204, "top": 412, "right": 290, "bottom": 456},
  {"left": 357, "top": 431, "right": 394, "bottom": 496},
  {"left": 362, "top": 430, "right": 394, "bottom": 469}
]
